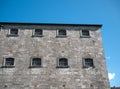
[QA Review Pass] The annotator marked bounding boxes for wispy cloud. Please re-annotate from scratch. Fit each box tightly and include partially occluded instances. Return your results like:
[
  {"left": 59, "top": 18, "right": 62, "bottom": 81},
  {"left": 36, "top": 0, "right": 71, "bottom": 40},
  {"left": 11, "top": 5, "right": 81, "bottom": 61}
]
[{"left": 108, "top": 73, "right": 115, "bottom": 80}]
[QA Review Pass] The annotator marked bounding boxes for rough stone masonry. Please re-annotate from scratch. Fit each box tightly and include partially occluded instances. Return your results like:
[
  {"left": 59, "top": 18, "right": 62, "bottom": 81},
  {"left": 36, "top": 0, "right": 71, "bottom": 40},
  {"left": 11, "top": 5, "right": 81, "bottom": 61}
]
[{"left": 0, "top": 22, "right": 110, "bottom": 89}]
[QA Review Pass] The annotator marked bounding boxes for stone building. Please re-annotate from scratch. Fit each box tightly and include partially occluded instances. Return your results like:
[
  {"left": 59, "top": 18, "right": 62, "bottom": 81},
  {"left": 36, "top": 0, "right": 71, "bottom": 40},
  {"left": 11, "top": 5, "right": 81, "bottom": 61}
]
[{"left": 0, "top": 22, "right": 110, "bottom": 89}]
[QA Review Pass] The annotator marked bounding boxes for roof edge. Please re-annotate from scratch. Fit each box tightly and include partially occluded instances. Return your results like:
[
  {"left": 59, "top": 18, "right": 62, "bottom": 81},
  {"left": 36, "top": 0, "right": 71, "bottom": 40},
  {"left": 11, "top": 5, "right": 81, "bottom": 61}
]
[{"left": 0, "top": 22, "right": 102, "bottom": 27}]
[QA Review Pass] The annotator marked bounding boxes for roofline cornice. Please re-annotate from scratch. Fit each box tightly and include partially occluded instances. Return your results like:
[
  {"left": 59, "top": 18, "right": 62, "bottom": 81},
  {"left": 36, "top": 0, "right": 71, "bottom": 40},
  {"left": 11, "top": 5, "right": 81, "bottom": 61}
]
[{"left": 0, "top": 22, "right": 102, "bottom": 27}]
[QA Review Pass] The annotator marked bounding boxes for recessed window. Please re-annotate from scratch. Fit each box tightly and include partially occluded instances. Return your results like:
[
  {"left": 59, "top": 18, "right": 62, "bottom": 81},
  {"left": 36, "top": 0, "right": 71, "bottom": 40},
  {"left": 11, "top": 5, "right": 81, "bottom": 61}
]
[
  {"left": 32, "top": 29, "right": 43, "bottom": 37},
  {"left": 10, "top": 29, "right": 18, "bottom": 35},
  {"left": 59, "top": 29, "right": 66, "bottom": 36},
  {"left": 83, "top": 58, "right": 94, "bottom": 68},
  {"left": 30, "top": 58, "right": 42, "bottom": 68},
  {"left": 2, "top": 58, "right": 15, "bottom": 68},
  {"left": 57, "top": 58, "right": 69, "bottom": 68},
  {"left": 57, "top": 29, "right": 67, "bottom": 37},
  {"left": 7, "top": 29, "right": 18, "bottom": 36},
  {"left": 5, "top": 58, "right": 14, "bottom": 66},
  {"left": 81, "top": 30, "right": 90, "bottom": 37}
]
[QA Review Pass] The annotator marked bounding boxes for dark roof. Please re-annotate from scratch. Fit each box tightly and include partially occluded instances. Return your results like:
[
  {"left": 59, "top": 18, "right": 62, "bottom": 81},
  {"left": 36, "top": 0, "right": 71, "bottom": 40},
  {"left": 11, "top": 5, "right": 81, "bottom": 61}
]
[
  {"left": 0, "top": 22, "right": 102, "bottom": 27},
  {"left": 111, "top": 87, "right": 120, "bottom": 89}
]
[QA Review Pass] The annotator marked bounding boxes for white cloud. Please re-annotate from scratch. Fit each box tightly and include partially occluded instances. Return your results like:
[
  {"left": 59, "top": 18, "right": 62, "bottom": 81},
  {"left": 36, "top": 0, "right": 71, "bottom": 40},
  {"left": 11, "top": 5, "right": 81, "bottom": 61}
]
[{"left": 108, "top": 73, "right": 115, "bottom": 80}]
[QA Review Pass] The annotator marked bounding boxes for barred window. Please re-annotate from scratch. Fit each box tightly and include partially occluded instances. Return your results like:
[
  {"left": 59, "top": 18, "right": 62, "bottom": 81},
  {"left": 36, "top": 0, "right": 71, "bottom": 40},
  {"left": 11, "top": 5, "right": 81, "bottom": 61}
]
[
  {"left": 83, "top": 58, "right": 94, "bottom": 68},
  {"left": 32, "top": 58, "right": 41, "bottom": 66},
  {"left": 2, "top": 57, "right": 15, "bottom": 68},
  {"left": 30, "top": 58, "right": 42, "bottom": 68},
  {"left": 57, "top": 58, "right": 69, "bottom": 68},
  {"left": 5, "top": 58, "right": 14, "bottom": 66}
]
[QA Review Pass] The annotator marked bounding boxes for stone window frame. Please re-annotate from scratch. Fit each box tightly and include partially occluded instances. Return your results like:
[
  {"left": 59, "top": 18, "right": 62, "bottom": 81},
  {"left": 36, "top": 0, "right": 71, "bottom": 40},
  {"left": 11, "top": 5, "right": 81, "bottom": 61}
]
[
  {"left": 2, "top": 57, "right": 15, "bottom": 68},
  {"left": 7, "top": 28, "right": 19, "bottom": 37},
  {"left": 80, "top": 30, "right": 91, "bottom": 38},
  {"left": 32, "top": 29, "right": 43, "bottom": 37},
  {"left": 0, "top": 25, "right": 4, "bottom": 31},
  {"left": 56, "top": 29, "right": 67, "bottom": 38},
  {"left": 82, "top": 58, "right": 95, "bottom": 68},
  {"left": 29, "top": 57, "right": 42, "bottom": 68},
  {"left": 56, "top": 58, "right": 69, "bottom": 68}
]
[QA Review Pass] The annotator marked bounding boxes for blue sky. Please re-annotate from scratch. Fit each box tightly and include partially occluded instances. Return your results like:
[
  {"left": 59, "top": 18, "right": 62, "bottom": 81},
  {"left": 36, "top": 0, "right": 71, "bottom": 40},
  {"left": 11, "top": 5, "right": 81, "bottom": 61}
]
[{"left": 0, "top": 0, "right": 120, "bottom": 87}]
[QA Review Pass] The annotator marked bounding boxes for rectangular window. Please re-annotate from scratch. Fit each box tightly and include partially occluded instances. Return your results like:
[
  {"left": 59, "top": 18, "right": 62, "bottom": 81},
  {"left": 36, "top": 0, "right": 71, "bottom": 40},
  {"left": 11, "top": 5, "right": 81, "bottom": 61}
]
[
  {"left": 81, "top": 30, "right": 90, "bottom": 38},
  {"left": 30, "top": 58, "right": 42, "bottom": 68},
  {"left": 2, "top": 58, "right": 15, "bottom": 68},
  {"left": 56, "top": 58, "right": 69, "bottom": 68},
  {"left": 56, "top": 29, "right": 67, "bottom": 37},
  {"left": 7, "top": 29, "right": 19, "bottom": 37},
  {"left": 83, "top": 58, "right": 94, "bottom": 68},
  {"left": 5, "top": 58, "right": 14, "bottom": 66},
  {"left": 32, "top": 29, "right": 43, "bottom": 37}
]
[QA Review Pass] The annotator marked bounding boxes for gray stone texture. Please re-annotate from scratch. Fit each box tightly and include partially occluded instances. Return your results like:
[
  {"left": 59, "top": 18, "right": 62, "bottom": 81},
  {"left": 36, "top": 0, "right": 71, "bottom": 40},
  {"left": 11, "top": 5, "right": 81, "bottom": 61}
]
[{"left": 0, "top": 23, "right": 110, "bottom": 89}]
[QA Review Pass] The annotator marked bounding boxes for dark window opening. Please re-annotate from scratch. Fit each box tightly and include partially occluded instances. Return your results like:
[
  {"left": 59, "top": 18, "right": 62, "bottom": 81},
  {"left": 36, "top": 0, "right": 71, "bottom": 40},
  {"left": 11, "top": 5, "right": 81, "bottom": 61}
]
[
  {"left": 58, "top": 29, "right": 66, "bottom": 36},
  {"left": 10, "top": 29, "right": 18, "bottom": 35},
  {"left": 83, "top": 58, "right": 94, "bottom": 68},
  {"left": 34, "top": 29, "right": 43, "bottom": 36},
  {"left": 57, "top": 58, "right": 69, "bottom": 68},
  {"left": 2, "top": 58, "right": 15, "bottom": 68},
  {"left": 82, "top": 30, "right": 90, "bottom": 37},
  {"left": 5, "top": 58, "right": 14, "bottom": 66},
  {"left": 31, "top": 58, "right": 42, "bottom": 68}
]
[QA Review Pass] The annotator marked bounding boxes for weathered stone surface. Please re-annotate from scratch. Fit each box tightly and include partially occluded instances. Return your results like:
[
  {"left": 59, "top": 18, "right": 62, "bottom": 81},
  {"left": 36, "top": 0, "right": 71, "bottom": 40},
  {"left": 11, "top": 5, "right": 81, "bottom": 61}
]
[{"left": 0, "top": 23, "right": 110, "bottom": 89}]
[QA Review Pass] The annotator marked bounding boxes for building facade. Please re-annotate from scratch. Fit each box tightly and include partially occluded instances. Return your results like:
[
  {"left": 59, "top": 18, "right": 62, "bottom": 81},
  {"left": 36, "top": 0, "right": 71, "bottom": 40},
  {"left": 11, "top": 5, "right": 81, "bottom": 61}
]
[{"left": 0, "top": 22, "right": 110, "bottom": 89}]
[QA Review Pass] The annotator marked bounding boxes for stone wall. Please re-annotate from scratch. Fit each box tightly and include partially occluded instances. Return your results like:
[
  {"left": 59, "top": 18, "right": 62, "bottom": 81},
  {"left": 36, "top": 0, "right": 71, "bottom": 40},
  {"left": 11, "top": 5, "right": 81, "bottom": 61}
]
[{"left": 0, "top": 23, "right": 110, "bottom": 89}]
